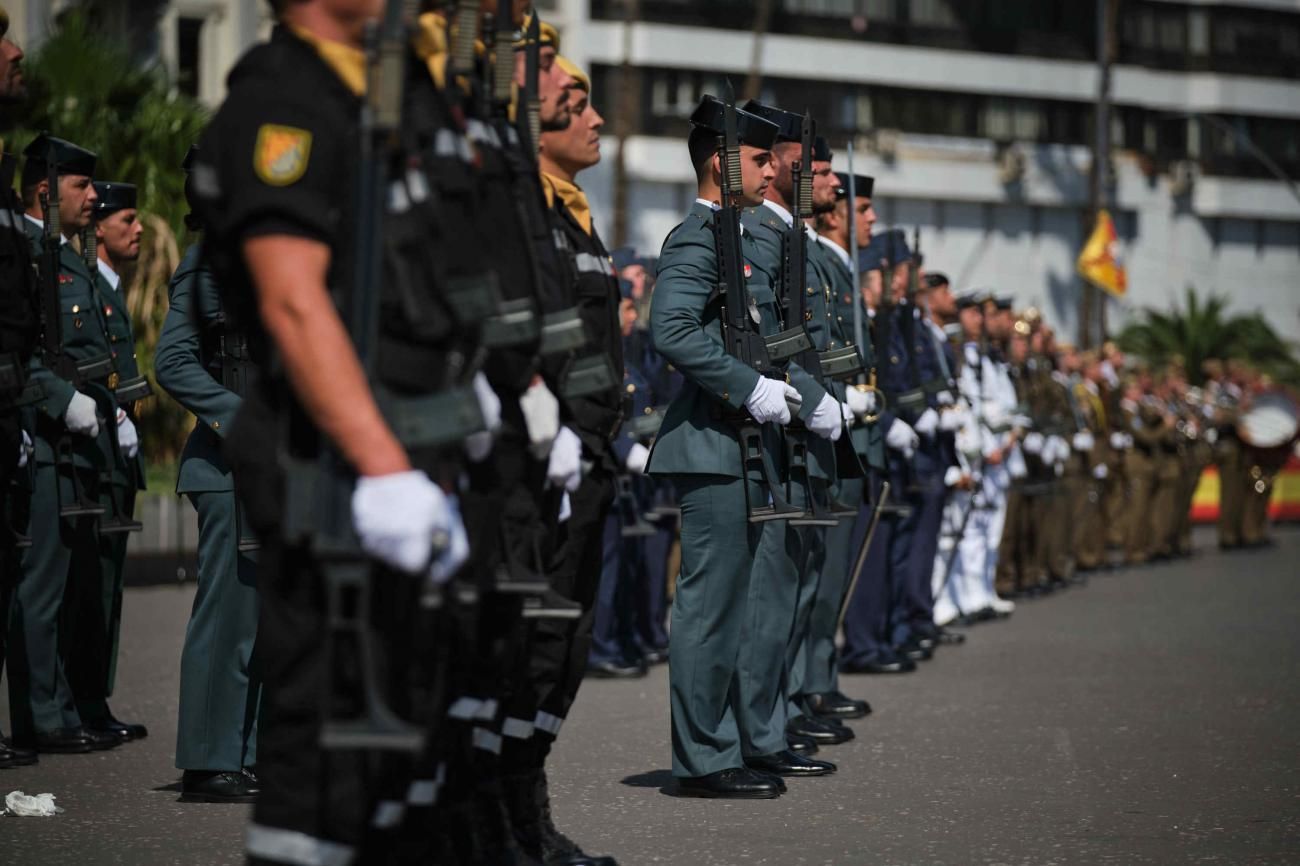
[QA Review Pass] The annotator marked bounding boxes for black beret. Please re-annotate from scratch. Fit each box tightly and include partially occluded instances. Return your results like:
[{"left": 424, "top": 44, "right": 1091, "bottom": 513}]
[
  {"left": 812, "top": 135, "right": 831, "bottom": 163},
  {"left": 834, "top": 172, "right": 875, "bottom": 200},
  {"left": 691, "top": 96, "right": 780, "bottom": 151},
  {"left": 741, "top": 100, "right": 805, "bottom": 143},
  {"left": 22, "top": 133, "right": 96, "bottom": 188},
  {"left": 92, "top": 181, "right": 137, "bottom": 216},
  {"left": 881, "top": 227, "right": 911, "bottom": 265}
]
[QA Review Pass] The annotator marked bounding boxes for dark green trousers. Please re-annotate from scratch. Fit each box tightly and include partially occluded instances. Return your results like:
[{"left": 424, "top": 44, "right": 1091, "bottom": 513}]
[
  {"left": 8, "top": 457, "right": 102, "bottom": 737},
  {"left": 803, "top": 476, "right": 864, "bottom": 697},
  {"left": 736, "top": 483, "right": 807, "bottom": 759},
  {"left": 668, "top": 474, "right": 763, "bottom": 778},
  {"left": 176, "top": 489, "right": 260, "bottom": 771}
]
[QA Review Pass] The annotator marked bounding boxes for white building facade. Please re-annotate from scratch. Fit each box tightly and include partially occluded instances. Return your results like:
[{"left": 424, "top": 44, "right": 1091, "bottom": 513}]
[{"left": 14, "top": 0, "right": 1300, "bottom": 345}]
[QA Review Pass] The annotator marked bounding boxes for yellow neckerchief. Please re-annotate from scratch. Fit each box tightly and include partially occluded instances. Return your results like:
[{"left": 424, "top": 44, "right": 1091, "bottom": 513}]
[
  {"left": 290, "top": 24, "right": 366, "bottom": 97},
  {"left": 540, "top": 172, "right": 591, "bottom": 236},
  {"left": 413, "top": 12, "right": 487, "bottom": 93}
]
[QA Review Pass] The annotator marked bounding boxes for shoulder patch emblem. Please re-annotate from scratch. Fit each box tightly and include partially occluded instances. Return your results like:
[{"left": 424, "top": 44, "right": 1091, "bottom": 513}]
[{"left": 254, "top": 124, "right": 313, "bottom": 187}]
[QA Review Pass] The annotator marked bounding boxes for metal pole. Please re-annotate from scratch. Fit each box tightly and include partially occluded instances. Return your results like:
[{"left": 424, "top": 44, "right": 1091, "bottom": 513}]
[
  {"left": 611, "top": 0, "right": 638, "bottom": 247},
  {"left": 848, "top": 142, "right": 865, "bottom": 359}
]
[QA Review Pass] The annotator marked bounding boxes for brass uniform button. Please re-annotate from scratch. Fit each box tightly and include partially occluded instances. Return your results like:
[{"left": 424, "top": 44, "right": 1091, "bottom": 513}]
[
  {"left": 71, "top": 304, "right": 80, "bottom": 313},
  {"left": 626, "top": 383, "right": 636, "bottom": 394},
  {"left": 212, "top": 420, "right": 221, "bottom": 430}
]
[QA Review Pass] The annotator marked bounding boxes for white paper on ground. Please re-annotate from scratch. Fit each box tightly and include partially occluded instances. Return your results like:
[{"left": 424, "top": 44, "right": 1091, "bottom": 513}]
[{"left": 4, "top": 791, "right": 62, "bottom": 816}]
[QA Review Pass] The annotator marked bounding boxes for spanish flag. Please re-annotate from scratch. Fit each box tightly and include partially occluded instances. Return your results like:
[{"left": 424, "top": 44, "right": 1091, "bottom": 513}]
[{"left": 1077, "top": 209, "right": 1127, "bottom": 298}]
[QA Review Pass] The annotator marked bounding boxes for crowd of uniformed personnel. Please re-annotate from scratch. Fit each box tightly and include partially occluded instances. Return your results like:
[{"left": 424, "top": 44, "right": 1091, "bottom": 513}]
[{"left": 0, "top": 1, "right": 1297, "bottom": 864}]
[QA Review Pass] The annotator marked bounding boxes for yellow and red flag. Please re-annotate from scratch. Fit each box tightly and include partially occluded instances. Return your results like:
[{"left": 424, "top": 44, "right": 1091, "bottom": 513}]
[{"left": 1077, "top": 208, "right": 1127, "bottom": 298}]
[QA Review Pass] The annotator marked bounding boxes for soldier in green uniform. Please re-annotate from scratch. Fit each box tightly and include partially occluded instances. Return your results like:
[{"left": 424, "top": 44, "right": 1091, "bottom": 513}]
[
  {"left": 647, "top": 95, "right": 795, "bottom": 799},
  {"left": 79, "top": 180, "right": 149, "bottom": 741},
  {"left": 803, "top": 170, "right": 884, "bottom": 720},
  {"left": 8, "top": 135, "right": 122, "bottom": 752},
  {"left": 735, "top": 103, "right": 848, "bottom": 769},
  {"left": 153, "top": 149, "right": 260, "bottom": 803}
]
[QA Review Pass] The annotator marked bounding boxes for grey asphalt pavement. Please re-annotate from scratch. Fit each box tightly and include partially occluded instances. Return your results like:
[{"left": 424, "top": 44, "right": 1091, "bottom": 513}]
[{"left": 2, "top": 527, "right": 1299, "bottom": 865}]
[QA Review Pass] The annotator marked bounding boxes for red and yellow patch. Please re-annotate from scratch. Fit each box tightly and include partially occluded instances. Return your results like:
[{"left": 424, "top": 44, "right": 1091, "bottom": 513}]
[{"left": 253, "top": 124, "right": 312, "bottom": 187}]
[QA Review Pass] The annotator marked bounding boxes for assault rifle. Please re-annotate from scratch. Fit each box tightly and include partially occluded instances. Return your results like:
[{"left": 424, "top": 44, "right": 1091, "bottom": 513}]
[{"left": 715, "top": 85, "right": 802, "bottom": 522}]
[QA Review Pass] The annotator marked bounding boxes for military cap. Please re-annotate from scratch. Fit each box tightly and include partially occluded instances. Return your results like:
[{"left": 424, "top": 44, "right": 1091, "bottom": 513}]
[
  {"left": 995, "top": 295, "right": 1014, "bottom": 311},
  {"left": 612, "top": 246, "right": 640, "bottom": 271},
  {"left": 859, "top": 230, "right": 892, "bottom": 272},
  {"left": 834, "top": 172, "right": 875, "bottom": 200},
  {"left": 92, "top": 181, "right": 137, "bottom": 216},
  {"left": 556, "top": 55, "right": 589, "bottom": 92},
  {"left": 514, "top": 14, "right": 560, "bottom": 51},
  {"left": 690, "top": 96, "right": 780, "bottom": 151},
  {"left": 879, "top": 227, "right": 911, "bottom": 265},
  {"left": 22, "top": 133, "right": 97, "bottom": 188},
  {"left": 740, "top": 100, "right": 805, "bottom": 143},
  {"left": 924, "top": 272, "right": 950, "bottom": 289},
  {"left": 812, "top": 135, "right": 832, "bottom": 163},
  {"left": 955, "top": 292, "right": 983, "bottom": 311}
]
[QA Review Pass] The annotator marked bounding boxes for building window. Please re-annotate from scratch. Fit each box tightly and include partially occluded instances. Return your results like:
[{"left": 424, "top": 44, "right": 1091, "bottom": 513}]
[{"left": 176, "top": 16, "right": 204, "bottom": 99}]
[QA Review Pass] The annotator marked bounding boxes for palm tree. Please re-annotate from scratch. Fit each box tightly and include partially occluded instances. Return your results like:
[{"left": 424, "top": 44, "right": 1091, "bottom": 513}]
[
  {"left": 1116, "top": 287, "right": 1300, "bottom": 386},
  {"left": 10, "top": 13, "right": 209, "bottom": 462}
]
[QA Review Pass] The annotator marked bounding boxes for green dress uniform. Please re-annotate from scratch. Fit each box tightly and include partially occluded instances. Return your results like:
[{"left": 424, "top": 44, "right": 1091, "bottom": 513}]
[
  {"left": 79, "top": 255, "right": 147, "bottom": 725},
  {"left": 9, "top": 209, "right": 118, "bottom": 743},
  {"left": 801, "top": 232, "right": 872, "bottom": 700},
  {"left": 734, "top": 201, "right": 833, "bottom": 758},
  {"left": 154, "top": 243, "right": 260, "bottom": 773},
  {"left": 647, "top": 200, "right": 775, "bottom": 778}
]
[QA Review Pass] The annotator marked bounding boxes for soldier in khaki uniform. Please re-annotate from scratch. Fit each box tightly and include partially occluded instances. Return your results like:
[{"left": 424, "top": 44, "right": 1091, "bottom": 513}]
[
  {"left": 1072, "top": 351, "right": 1111, "bottom": 571},
  {"left": 1121, "top": 374, "right": 1173, "bottom": 564}
]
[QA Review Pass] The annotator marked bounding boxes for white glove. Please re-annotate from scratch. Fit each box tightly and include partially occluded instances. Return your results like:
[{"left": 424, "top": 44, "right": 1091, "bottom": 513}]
[
  {"left": 625, "top": 442, "right": 650, "bottom": 475},
  {"left": 427, "top": 494, "right": 470, "bottom": 585},
  {"left": 1006, "top": 445, "right": 1028, "bottom": 479},
  {"left": 886, "top": 418, "right": 918, "bottom": 457},
  {"left": 352, "top": 470, "right": 455, "bottom": 576},
  {"left": 845, "top": 386, "right": 877, "bottom": 418},
  {"left": 1023, "top": 431, "right": 1044, "bottom": 455},
  {"left": 1092, "top": 462, "right": 1109, "bottom": 480},
  {"left": 840, "top": 401, "right": 855, "bottom": 427},
  {"left": 943, "top": 465, "right": 964, "bottom": 488},
  {"left": 1011, "top": 414, "right": 1033, "bottom": 430},
  {"left": 17, "top": 429, "right": 31, "bottom": 468},
  {"left": 1122, "top": 433, "right": 1134, "bottom": 450},
  {"left": 64, "top": 391, "right": 100, "bottom": 438},
  {"left": 744, "top": 377, "right": 797, "bottom": 426},
  {"left": 939, "top": 406, "right": 966, "bottom": 433},
  {"left": 547, "top": 426, "right": 583, "bottom": 492},
  {"left": 520, "top": 379, "right": 560, "bottom": 459},
  {"left": 1046, "top": 435, "right": 1068, "bottom": 464},
  {"left": 807, "top": 393, "right": 843, "bottom": 441},
  {"left": 558, "top": 491, "right": 572, "bottom": 523},
  {"left": 1072, "top": 431, "right": 1095, "bottom": 453},
  {"left": 913, "top": 408, "right": 940, "bottom": 438},
  {"left": 464, "top": 372, "right": 503, "bottom": 463},
  {"left": 936, "top": 390, "right": 955, "bottom": 407},
  {"left": 116, "top": 410, "right": 140, "bottom": 459},
  {"left": 1109, "top": 432, "right": 1128, "bottom": 451}
]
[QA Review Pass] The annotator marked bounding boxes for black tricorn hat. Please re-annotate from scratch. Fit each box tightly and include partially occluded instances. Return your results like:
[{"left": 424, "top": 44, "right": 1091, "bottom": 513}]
[
  {"left": 740, "top": 100, "right": 805, "bottom": 143},
  {"left": 690, "top": 96, "right": 780, "bottom": 151},
  {"left": 834, "top": 172, "right": 875, "bottom": 200},
  {"left": 21, "top": 133, "right": 97, "bottom": 188},
  {"left": 92, "top": 181, "right": 137, "bottom": 216},
  {"left": 812, "top": 135, "right": 832, "bottom": 163}
]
